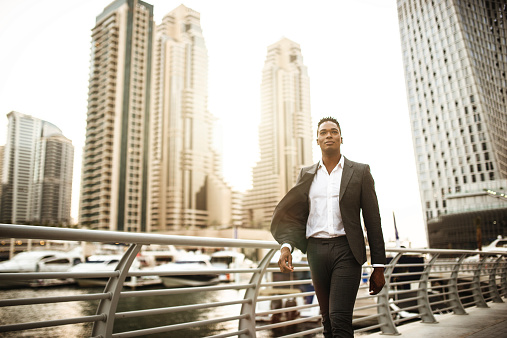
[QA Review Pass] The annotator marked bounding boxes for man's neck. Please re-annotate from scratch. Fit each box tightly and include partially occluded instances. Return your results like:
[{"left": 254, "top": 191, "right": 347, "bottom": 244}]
[{"left": 322, "top": 153, "right": 341, "bottom": 174}]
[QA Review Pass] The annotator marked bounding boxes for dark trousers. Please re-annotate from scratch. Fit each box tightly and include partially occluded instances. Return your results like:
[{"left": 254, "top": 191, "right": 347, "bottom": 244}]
[{"left": 307, "top": 236, "right": 362, "bottom": 338}]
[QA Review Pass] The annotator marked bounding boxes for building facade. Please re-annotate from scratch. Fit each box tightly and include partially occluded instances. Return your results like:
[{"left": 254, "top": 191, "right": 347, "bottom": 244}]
[
  {"left": 397, "top": 0, "right": 507, "bottom": 247},
  {"left": 243, "top": 38, "right": 313, "bottom": 229},
  {"left": 148, "top": 5, "right": 231, "bottom": 232},
  {"left": 0, "top": 111, "right": 73, "bottom": 225},
  {"left": 31, "top": 134, "right": 74, "bottom": 225},
  {"left": 79, "top": 0, "right": 154, "bottom": 231}
]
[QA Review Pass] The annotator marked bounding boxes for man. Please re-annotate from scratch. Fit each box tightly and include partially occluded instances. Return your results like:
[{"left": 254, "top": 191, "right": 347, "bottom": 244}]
[{"left": 271, "top": 117, "right": 386, "bottom": 337}]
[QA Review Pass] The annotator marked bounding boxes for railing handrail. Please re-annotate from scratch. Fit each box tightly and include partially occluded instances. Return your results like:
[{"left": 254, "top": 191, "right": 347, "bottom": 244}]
[
  {"left": 0, "top": 224, "right": 278, "bottom": 249},
  {"left": 2, "top": 224, "right": 506, "bottom": 256}
]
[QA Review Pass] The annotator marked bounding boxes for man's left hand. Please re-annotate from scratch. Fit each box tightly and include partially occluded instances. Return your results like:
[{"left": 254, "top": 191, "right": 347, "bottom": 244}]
[{"left": 369, "top": 267, "right": 385, "bottom": 295}]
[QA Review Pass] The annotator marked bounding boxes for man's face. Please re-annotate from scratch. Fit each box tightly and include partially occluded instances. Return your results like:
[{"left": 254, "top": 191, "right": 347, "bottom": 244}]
[{"left": 317, "top": 121, "right": 342, "bottom": 154}]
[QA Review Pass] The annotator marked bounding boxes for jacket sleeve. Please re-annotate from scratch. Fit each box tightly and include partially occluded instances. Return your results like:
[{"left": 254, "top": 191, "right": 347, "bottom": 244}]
[
  {"left": 270, "top": 168, "right": 309, "bottom": 252},
  {"left": 361, "top": 165, "right": 386, "bottom": 265}
]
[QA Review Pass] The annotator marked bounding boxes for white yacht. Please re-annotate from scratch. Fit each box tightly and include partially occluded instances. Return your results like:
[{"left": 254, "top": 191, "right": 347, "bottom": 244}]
[
  {"left": 68, "top": 254, "right": 141, "bottom": 287},
  {"left": 0, "top": 250, "right": 82, "bottom": 288},
  {"left": 154, "top": 254, "right": 220, "bottom": 288},
  {"left": 210, "top": 250, "right": 254, "bottom": 282}
]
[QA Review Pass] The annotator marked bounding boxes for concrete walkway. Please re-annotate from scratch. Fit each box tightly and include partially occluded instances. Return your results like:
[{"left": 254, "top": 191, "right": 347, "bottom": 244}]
[{"left": 366, "top": 302, "right": 507, "bottom": 338}]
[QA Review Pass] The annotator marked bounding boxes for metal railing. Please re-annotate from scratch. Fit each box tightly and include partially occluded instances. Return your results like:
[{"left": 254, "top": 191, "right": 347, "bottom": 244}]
[{"left": 0, "top": 224, "right": 506, "bottom": 337}]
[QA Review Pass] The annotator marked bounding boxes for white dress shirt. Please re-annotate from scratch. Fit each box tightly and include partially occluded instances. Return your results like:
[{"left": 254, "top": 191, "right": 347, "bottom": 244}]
[
  {"left": 306, "top": 156, "right": 345, "bottom": 238},
  {"left": 281, "top": 156, "right": 383, "bottom": 268}
]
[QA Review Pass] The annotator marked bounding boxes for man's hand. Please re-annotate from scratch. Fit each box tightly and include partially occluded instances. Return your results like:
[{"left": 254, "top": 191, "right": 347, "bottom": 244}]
[
  {"left": 278, "top": 247, "right": 294, "bottom": 273},
  {"left": 369, "top": 267, "right": 385, "bottom": 295}
]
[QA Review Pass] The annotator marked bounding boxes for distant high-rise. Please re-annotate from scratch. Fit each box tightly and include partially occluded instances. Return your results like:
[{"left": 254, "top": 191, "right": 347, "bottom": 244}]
[
  {"left": 31, "top": 134, "right": 74, "bottom": 225},
  {"left": 0, "top": 111, "right": 73, "bottom": 225},
  {"left": 79, "top": 0, "right": 154, "bottom": 231},
  {"left": 148, "top": 5, "right": 231, "bottom": 231},
  {"left": 397, "top": 0, "right": 507, "bottom": 248},
  {"left": 243, "top": 38, "right": 313, "bottom": 229}
]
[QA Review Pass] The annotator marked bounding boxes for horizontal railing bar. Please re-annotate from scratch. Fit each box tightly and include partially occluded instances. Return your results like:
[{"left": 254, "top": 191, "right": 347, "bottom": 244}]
[
  {"left": 257, "top": 291, "right": 315, "bottom": 302},
  {"left": 389, "top": 281, "right": 418, "bottom": 287},
  {"left": 120, "top": 283, "right": 255, "bottom": 298},
  {"left": 3, "top": 224, "right": 507, "bottom": 256},
  {"left": 0, "top": 293, "right": 111, "bottom": 307},
  {"left": 391, "top": 295, "right": 424, "bottom": 304},
  {"left": 255, "top": 303, "right": 319, "bottom": 316},
  {"left": 152, "top": 269, "right": 254, "bottom": 276},
  {"left": 0, "top": 314, "right": 106, "bottom": 333},
  {"left": 128, "top": 268, "right": 258, "bottom": 277},
  {"left": 255, "top": 315, "right": 322, "bottom": 331},
  {"left": 428, "top": 291, "right": 452, "bottom": 297},
  {"left": 354, "top": 303, "right": 381, "bottom": 311},
  {"left": 204, "top": 329, "right": 249, "bottom": 338},
  {"left": 116, "top": 299, "right": 250, "bottom": 319},
  {"left": 429, "top": 299, "right": 452, "bottom": 306},
  {"left": 458, "top": 287, "right": 475, "bottom": 293},
  {"left": 434, "top": 305, "right": 456, "bottom": 312},
  {"left": 260, "top": 279, "right": 313, "bottom": 287},
  {"left": 0, "top": 224, "right": 279, "bottom": 249},
  {"left": 353, "top": 314, "right": 382, "bottom": 324},
  {"left": 428, "top": 277, "right": 452, "bottom": 282},
  {"left": 389, "top": 288, "right": 421, "bottom": 296},
  {"left": 391, "top": 271, "right": 426, "bottom": 277},
  {"left": 278, "top": 326, "right": 324, "bottom": 338},
  {"left": 111, "top": 314, "right": 248, "bottom": 338},
  {"left": 355, "top": 323, "right": 383, "bottom": 333},
  {"left": 391, "top": 304, "right": 423, "bottom": 313},
  {"left": 265, "top": 267, "right": 310, "bottom": 273},
  {"left": 0, "top": 271, "right": 118, "bottom": 280}
]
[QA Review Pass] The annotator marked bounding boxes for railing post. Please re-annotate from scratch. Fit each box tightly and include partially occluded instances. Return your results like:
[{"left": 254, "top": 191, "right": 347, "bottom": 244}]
[
  {"left": 471, "top": 254, "right": 489, "bottom": 308},
  {"left": 92, "top": 243, "right": 142, "bottom": 338},
  {"left": 488, "top": 256, "right": 504, "bottom": 303},
  {"left": 500, "top": 256, "right": 507, "bottom": 298},
  {"left": 447, "top": 254, "right": 467, "bottom": 315},
  {"left": 239, "top": 248, "right": 276, "bottom": 338},
  {"left": 417, "top": 253, "right": 438, "bottom": 323},
  {"left": 377, "top": 252, "right": 401, "bottom": 335}
]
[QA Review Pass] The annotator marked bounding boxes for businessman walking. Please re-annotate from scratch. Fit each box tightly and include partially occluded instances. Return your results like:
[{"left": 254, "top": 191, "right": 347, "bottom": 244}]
[{"left": 271, "top": 116, "right": 386, "bottom": 337}]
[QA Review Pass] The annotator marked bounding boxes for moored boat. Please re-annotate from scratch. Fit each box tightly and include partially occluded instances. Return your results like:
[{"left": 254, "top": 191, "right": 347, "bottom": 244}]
[{"left": 154, "top": 254, "right": 220, "bottom": 288}]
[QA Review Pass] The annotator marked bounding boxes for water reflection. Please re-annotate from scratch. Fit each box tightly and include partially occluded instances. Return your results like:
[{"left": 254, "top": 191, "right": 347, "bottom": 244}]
[
  {"left": 0, "top": 286, "right": 322, "bottom": 337},
  {"left": 0, "top": 287, "right": 95, "bottom": 337}
]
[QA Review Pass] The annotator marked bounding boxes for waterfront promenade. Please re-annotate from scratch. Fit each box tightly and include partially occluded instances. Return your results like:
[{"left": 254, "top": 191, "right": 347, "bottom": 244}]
[{"left": 367, "top": 301, "right": 507, "bottom": 338}]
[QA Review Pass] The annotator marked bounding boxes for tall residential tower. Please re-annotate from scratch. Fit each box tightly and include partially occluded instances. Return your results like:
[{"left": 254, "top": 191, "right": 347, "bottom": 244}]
[
  {"left": 148, "top": 5, "right": 231, "bottom": 232},
  {"left": 243, "top": 38, "right": 313, "bottom": 229},
  {"left": 0, "top": 111, "right": 73, "bottom": 225},
  {"left": 397, "top": 0, "right": 507, "bottom": 248},
  {"left": 79, "top": 0, "right": 154, "bottom": 231}
]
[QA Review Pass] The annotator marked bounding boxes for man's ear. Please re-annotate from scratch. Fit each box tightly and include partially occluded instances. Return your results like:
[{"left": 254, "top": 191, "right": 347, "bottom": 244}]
[
  {"left": 341, "top": 137, "right": 343, "bottom": 144},
  {"left": 316, "top": 138, "right": 319, "bottom": 144}
]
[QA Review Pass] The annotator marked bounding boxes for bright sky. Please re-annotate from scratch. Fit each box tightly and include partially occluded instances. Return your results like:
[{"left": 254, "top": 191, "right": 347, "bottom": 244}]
[{"left": 0, "top": 0, "right": 428, "bottom": 247}]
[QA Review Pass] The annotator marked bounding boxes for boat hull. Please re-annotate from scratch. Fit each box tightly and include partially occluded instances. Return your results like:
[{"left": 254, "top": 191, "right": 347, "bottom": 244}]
[{"left": 161, "top": 275, "right": 220, "bottom": 288}]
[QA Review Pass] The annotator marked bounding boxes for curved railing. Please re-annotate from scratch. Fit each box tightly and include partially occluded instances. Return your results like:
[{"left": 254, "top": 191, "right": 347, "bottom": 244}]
[{"left": 0, "top": 224, "right": 505, "bottom": 337}]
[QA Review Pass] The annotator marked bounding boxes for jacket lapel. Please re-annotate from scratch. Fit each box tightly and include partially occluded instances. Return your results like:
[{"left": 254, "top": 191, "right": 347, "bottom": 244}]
[{"left": 340, "top": 157, "right": 354, "bottom": 200}]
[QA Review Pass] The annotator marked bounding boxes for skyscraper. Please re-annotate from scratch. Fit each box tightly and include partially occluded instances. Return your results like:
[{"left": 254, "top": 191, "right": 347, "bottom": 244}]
[
  {"left": 243, "top": 38, "right": 313, "bottom": 229},
  {"left": 31, "top": 134, "right": 74, "bottom": 225},
  {"left": 79, "top": 0, "right": 154, "bottom": 231},
  {"left": 0, "top": 111, "right": 73, "bottom": 225},
  {"left": 148, "top": 5, "right": 232, "bottom": 232},
  {"left": 397, "top": 0, "right": 507, "bottom": 248}
]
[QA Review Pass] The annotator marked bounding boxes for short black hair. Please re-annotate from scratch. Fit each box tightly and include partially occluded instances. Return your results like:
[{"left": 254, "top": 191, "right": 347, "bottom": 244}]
[{"left": 317, "top": 116, "right": 341, "bottom": 136}]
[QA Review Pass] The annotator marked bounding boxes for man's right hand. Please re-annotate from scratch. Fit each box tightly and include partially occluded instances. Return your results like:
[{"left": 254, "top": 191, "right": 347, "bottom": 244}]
[{"left": 278, "top": 247, "right": 294, "bottom": 273}]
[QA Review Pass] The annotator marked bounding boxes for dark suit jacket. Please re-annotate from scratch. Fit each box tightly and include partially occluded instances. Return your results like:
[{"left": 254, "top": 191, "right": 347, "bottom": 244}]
[{"left": 270, "top": 157, "right": 386, "bottom": 265}]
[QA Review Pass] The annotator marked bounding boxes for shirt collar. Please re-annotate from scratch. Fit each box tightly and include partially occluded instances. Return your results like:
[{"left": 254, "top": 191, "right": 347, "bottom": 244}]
[{"left": 318, "top": 155, "right": 344, "bottom": 172}]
